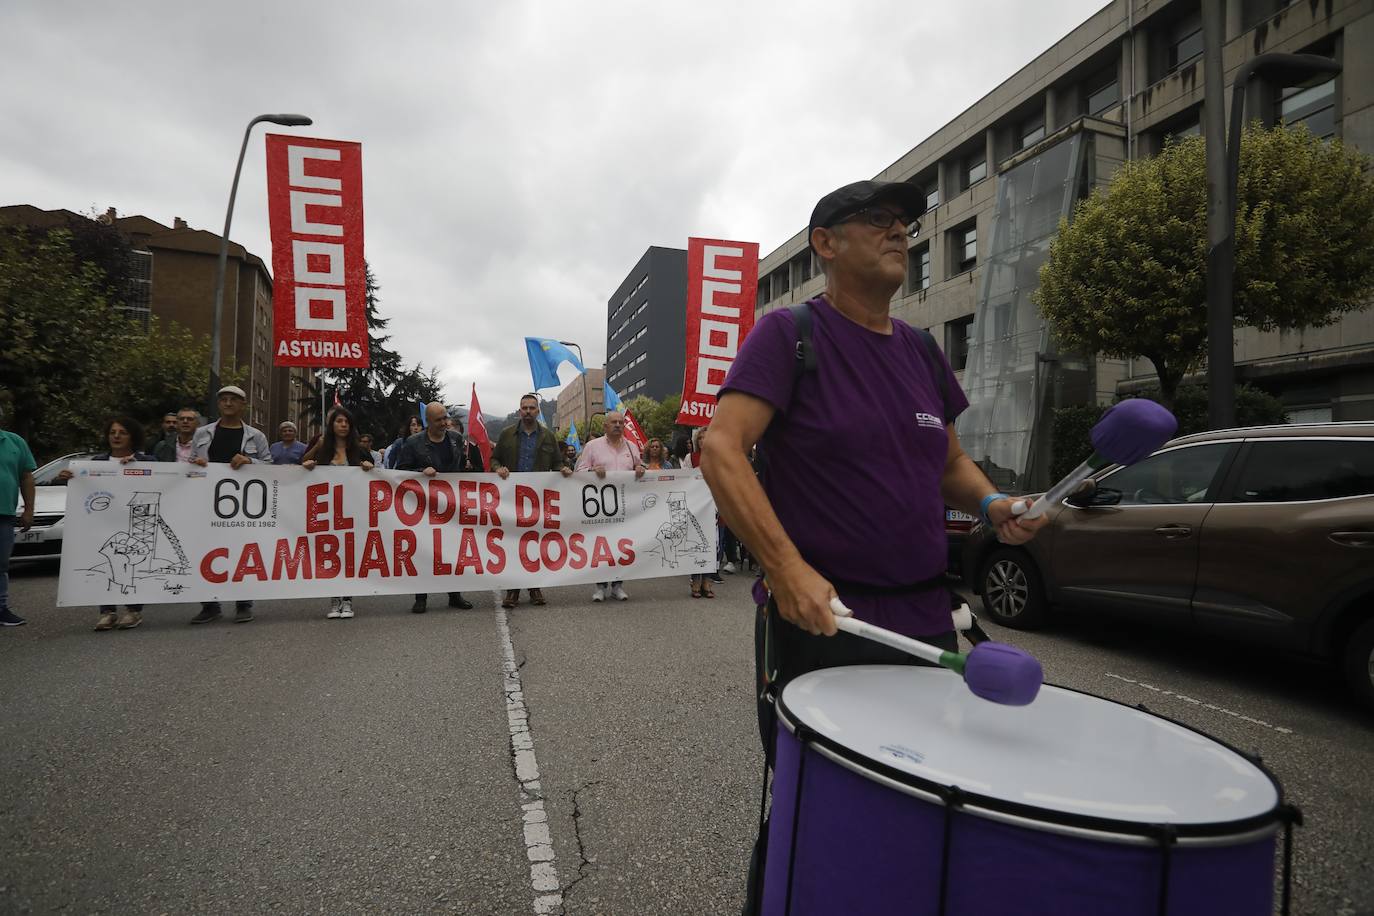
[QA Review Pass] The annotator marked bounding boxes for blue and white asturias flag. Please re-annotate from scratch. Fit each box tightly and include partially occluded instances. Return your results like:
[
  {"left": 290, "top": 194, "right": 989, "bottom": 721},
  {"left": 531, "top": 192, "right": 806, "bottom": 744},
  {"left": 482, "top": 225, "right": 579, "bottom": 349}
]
[
  {"left": 565, "top": 419, "right": 581, "bottom": 453},
  {"left": 525, "top": 338, "right": 587, "bottom": 390},
  {"left": 603, "top": 380, "right": 624, "bottom": 413}
]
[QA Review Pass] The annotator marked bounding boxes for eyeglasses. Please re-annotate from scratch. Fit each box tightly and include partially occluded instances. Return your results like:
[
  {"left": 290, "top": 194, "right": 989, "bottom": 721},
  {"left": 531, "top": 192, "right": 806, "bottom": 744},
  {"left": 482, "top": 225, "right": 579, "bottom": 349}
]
[{"left": 836, "top": 206, "right": 921, "bottom": 238}]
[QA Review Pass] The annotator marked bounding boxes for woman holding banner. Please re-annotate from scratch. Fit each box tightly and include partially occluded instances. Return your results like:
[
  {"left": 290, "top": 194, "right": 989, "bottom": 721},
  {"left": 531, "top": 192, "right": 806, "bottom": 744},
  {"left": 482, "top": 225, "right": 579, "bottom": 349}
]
[
  {"left": 57, "top": 417, "right": 157, "bottom": 631},
  {"left": 302, "top": 407, "right": 375, "bottom": 619}
]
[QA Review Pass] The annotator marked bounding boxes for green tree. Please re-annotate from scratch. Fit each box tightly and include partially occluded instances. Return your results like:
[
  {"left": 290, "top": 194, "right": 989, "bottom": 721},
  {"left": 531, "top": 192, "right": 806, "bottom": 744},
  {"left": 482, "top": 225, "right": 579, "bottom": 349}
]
[
  {"left": 0, "top": 227, "right": 115, "bottom": 455},
  {"left": 316, "top": 264, "right": 446, "bottom": 439},
  {"left": 1037, "top": 125, "right": 1374, "bottom": 409},
  {"left": 85, "top": 316, "right": 211, "bottom": 433}
]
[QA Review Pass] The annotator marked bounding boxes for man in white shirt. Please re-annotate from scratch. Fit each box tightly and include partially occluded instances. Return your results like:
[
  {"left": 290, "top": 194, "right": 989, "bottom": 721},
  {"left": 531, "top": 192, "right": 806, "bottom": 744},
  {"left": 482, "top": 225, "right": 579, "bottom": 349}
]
[{"left": 574, "top": 411, "right": 645, "bottom": 602}]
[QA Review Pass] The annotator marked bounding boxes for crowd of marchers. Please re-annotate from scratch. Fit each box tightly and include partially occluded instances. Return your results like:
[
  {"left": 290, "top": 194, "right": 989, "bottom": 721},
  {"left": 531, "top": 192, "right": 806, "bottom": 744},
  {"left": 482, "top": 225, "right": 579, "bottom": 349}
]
[{"left": 0, "top": 388, "right": 744, "bottom": 632}]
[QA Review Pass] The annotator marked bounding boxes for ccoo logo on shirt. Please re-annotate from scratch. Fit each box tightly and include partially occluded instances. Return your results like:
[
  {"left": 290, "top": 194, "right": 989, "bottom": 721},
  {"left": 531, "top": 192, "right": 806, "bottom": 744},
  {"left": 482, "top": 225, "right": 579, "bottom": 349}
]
[{"left": 914, "top": 412, "right": 943, "bottom": 430}]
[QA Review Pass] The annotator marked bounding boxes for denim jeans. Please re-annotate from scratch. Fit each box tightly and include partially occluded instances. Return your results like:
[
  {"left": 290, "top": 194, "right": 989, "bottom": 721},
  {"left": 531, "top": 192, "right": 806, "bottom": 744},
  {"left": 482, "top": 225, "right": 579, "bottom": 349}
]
[{"left": 0, "top": 516, "right": 14, "bottom": 610}]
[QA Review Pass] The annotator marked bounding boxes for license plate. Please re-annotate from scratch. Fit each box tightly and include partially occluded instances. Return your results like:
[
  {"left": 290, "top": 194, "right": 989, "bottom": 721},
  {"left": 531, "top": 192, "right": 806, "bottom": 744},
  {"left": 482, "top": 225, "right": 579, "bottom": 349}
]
[
  {"left": 946, "top": 509, "right": 976, "bottom": 523},
  {"left": 18, "top": 531, "right": 45, "bottom": 543}
]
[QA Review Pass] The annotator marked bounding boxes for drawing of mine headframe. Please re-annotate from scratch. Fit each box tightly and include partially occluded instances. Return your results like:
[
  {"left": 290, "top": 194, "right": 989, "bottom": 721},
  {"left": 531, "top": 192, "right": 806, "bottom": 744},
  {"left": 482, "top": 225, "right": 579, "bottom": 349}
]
[{"left": 97, "top": 492, "right": 190, "bottom": 596}]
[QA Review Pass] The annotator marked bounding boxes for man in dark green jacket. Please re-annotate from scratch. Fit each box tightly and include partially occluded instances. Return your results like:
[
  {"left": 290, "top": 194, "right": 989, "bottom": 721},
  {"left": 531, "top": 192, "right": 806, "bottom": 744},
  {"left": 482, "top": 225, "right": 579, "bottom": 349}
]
[{"left": 492, "top": 394, "right": 572, "bottom": 609}]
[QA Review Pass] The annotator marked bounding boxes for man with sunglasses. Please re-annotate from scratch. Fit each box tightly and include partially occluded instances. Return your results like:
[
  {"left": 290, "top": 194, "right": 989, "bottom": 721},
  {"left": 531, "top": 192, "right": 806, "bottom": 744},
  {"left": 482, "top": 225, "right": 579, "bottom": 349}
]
[{"left": 701, "top": 180, "right": 1047, "bottom": 913}]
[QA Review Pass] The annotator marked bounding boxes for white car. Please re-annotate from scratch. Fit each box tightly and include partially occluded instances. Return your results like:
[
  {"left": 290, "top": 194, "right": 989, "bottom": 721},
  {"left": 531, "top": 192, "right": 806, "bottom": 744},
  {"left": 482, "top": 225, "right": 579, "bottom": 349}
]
[{"left": 12, "top": 452, "right": 94, "bottom": 562}]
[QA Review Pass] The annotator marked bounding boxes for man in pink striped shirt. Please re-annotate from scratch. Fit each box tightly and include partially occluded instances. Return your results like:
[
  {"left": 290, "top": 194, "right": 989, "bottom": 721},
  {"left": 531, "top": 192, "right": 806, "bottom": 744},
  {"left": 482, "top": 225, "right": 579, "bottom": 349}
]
[{"left": 575, "top": 411, "right": 646, "bottom": 601}]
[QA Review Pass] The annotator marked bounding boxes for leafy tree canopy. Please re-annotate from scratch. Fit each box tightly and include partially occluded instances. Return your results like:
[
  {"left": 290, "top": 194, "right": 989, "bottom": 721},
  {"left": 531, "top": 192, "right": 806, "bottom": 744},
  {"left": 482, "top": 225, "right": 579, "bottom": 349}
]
[{"left": 1037, "top": 125, "right": 1374, "bottom": 407}]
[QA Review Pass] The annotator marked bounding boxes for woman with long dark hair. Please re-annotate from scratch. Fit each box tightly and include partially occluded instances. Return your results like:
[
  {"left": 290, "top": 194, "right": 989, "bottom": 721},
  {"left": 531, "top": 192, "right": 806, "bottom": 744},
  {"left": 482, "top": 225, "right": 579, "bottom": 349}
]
[
  {"left": 302, "top": 406, "right": 375, "bottom": 619},
  {"left": 58, "top": 417, "right": 157, "bottom": 630}
]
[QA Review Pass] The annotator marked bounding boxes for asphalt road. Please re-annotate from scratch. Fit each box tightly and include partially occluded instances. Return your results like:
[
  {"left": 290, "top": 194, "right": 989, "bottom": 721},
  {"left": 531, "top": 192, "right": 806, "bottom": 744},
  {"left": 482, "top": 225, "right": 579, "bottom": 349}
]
[{"left": 1, "top": 562, "right": 1370, "bottom": 915}]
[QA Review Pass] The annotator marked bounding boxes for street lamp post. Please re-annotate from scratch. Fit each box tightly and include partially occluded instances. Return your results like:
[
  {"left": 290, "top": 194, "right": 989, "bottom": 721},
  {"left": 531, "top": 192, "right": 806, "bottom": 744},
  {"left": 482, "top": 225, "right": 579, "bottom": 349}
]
[
  {"left": 207, "top": 113, "right": 312, "bottom": 417},
  {"left": 559, "top": 340, "right": 591, "bottom": 433},
  {"left": 1204, "top": 48, "right": 1340, "bottom": 429}
]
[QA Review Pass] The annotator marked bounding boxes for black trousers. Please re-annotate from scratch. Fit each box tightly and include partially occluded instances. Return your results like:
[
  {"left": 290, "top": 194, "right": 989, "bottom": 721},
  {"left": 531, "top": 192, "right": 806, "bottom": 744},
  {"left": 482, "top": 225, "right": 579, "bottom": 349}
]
[{"left": 743, "top": 601, "right": 958, "bottom": 915}]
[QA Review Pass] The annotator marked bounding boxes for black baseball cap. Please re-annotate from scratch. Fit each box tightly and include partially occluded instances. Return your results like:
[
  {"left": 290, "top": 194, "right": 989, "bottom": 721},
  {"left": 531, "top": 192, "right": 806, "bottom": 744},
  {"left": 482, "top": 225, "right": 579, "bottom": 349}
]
[{"left": 808, "top": 180, "right": 928, "bottom": 244}]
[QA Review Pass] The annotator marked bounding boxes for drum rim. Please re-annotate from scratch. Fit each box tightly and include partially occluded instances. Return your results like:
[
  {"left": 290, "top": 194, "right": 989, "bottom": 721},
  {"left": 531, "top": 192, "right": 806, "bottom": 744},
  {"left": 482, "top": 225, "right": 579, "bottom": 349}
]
[{"left": 775, "top": 669, "right": 1289, "bottom": 843}]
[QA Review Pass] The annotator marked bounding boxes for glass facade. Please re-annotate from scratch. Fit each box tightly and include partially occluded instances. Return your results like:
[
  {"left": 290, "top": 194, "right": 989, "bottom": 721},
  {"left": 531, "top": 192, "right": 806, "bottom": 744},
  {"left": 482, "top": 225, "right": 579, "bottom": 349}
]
[{"left": 955, "top": 132, "right": 1091, "bottom": 492}]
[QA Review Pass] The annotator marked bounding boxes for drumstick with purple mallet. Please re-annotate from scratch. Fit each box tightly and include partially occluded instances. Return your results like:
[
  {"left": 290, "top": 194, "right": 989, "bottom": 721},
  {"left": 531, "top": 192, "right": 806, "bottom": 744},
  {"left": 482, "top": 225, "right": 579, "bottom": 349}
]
[
  {"left": 829, "top": 597, "right": 1044, "bottom": 706},
  {"left": 1010, "top": 398, "right": 1179, "bottom": 520}
]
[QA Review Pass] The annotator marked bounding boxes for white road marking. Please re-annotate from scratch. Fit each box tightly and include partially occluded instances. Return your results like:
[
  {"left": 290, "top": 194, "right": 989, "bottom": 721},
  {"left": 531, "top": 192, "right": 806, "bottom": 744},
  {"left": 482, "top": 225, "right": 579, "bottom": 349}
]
[
  {"left": 1104, "top": 673, "right": 1295, "bottom": 734},
  {"left": 497, "top": 602, "right": 564, "bottom": 915}
]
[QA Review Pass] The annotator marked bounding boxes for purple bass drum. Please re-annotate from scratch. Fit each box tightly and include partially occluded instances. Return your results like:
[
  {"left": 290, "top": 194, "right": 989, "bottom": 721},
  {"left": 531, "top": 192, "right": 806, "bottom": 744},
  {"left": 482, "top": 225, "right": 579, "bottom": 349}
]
[{"left": 762, "top": 666, "right": 1298, "bottom": 916}]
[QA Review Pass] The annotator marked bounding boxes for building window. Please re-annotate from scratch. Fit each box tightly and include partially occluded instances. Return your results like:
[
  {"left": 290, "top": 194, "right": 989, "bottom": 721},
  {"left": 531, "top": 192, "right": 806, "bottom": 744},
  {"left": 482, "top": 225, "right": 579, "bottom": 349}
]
[
  {"left": 795, "top": 251, "right": 812, "bottom": 285},
  {"left": 1083, "top": 64, "right": 1121, "bottom": 116},
  {"left": 946, "top": 315, "right": 974, "bottom": 372},
  {"left": 907, "top": 244, "right": 931, "bottom": 293},
  {"left": 950, "top": 224, "right": 977, "bottom": 274},
  {"left": 962, "top": 151, "right": 987, "bottom": 190},
  {"left": 121, "top": 248, "right": 153, "bottom": 329},
  {"left": 1167, "top": 13, "right": 1203, "bottom": 73},
  {"left": 757, "top": 281, "right": 769, "bottom": 308},
  {"left": 1276, "top": 77, "right": 1336, "bottom": 139},
  {"left": 1017, "top": 114, "right": 1046, "bottom": 150},
  {"left": 924, "top": 180, "right": 940, "bottom": 212}
]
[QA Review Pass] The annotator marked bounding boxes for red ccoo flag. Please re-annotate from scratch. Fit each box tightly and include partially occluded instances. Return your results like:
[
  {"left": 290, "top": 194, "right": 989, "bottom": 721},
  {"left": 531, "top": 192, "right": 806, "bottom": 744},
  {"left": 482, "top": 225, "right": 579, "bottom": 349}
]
[
  {"left": 468, "top": 383, "right": 493, "bottom": 471},
  {"left": 621, "top": 408, "right": 648, "bottom": 450}
]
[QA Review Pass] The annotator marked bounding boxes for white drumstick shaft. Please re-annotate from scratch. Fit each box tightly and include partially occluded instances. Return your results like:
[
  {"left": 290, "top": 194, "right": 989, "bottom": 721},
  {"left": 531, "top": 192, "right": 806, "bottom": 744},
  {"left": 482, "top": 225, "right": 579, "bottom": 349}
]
[
  {"left": 829, "top": 597, "right": 944, "bottom": 666},
  {"left": 1010, "top": 458, "right": 1096, "bottom": 520}
]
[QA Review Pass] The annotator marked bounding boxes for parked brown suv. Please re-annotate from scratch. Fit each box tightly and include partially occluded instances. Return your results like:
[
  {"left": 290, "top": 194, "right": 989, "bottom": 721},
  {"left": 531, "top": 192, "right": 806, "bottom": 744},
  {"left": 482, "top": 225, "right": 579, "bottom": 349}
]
[{"left": 962, "top": 423, "right": 1374, "bottom": 708}]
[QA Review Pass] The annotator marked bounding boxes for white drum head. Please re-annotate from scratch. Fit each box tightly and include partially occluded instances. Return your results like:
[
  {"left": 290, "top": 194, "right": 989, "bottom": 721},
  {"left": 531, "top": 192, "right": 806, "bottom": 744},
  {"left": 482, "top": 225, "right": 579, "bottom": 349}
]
[{"left": 780, "top": 666, "right": 1279, "bottom": 827}]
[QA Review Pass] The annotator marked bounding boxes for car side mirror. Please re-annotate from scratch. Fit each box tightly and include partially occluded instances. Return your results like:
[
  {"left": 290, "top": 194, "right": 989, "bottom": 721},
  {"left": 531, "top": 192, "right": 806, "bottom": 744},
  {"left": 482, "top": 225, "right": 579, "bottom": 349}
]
[
  {"left": 1085, "top": 486, "right": 1123, "bottom": 507},
  {"left": 1064, "top": 479, "right": 1098, "bottom": 507}
]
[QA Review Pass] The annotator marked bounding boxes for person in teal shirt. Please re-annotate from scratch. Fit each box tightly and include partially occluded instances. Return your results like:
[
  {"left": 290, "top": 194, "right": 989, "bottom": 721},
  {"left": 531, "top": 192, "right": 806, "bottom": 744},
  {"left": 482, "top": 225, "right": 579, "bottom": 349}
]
[{"left": 0, "top": 404, "right": 37, "bottom": 627}]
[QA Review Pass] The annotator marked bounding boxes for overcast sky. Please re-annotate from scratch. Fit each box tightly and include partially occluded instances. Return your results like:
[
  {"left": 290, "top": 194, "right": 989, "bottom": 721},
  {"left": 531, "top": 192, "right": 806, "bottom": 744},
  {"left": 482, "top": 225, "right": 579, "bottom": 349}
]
[{"left": 2, "top": 1, "right": 1106, "bottom": 412}]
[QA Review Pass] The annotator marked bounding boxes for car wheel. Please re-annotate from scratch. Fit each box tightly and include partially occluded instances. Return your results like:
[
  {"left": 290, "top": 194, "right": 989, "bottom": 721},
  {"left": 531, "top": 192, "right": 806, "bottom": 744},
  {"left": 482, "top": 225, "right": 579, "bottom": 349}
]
[
  {"left": 979, "top": 548, "right": 1047, "bottom": 629},
  {"left": 1341, "top": 617, "right": 1374, "bottom": 712}
]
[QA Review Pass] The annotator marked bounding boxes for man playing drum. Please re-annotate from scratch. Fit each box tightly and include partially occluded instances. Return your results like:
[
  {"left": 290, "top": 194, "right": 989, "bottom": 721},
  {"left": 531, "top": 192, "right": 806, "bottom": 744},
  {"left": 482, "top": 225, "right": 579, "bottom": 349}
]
[{"left": 700, "top": 179, "right": 1048, "bottom": 913}]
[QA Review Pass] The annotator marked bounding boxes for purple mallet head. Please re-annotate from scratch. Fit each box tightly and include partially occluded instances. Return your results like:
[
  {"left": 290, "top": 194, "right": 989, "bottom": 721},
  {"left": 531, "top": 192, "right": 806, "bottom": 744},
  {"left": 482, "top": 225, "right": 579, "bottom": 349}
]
[
  {"left": 1091, "top": 398, "right": 1178, "bottom": 465},
  {"left": 963, "top": 642, "right": 1043, "bottom": 706}
]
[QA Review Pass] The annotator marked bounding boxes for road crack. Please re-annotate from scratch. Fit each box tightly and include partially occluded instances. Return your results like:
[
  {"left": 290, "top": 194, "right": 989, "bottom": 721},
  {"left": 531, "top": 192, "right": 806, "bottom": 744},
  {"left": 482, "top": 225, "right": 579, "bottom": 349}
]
[{"left": 561, "top": 780, "right": 603, "bottom": 904}]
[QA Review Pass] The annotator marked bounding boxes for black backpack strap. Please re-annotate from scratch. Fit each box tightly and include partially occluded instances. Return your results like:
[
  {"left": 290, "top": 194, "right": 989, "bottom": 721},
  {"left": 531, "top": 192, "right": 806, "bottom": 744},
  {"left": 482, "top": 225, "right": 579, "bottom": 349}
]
[
  {"left": 914, "top": 327, "right": 950, "bottom": 424},
  {"left": 788, "top": 301, "right": 816, "bottom": 384}
]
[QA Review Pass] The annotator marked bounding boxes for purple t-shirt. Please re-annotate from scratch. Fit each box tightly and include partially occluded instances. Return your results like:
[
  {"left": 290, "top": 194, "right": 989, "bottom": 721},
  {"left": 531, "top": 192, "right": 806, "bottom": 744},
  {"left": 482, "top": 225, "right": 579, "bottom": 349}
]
[{"left": 720, "top": 296, "right": 968, "bottom": 638}]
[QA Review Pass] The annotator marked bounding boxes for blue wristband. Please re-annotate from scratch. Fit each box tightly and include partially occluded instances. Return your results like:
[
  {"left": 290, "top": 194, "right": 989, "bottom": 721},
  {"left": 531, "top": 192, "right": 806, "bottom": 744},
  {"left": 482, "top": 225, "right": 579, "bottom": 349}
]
[{"left": 979, "top": 492, "right": 1009, "bottom": 525}]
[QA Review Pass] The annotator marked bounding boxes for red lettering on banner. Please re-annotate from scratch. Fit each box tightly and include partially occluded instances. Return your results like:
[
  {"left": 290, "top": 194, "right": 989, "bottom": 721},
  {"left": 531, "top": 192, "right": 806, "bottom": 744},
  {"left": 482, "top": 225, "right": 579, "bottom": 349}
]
[
  {"left": 568, "top": 532, "right": 588, "bottom": 568},
  {"left": 590, "top": 537, "right": 615, "bottom": 568},
  {"left": 202, "top": 548, "right": 230, "bottom": 583},
  {"left": 306, "top": 483, "right": 329, "bottom": 533},
  {"left": 515, "top": 486, "right": 539, "bottom": 527},
  {"left": 542, "top": 489, "right": 560, "bottom": 529},
  {"left": 394, "top": 530, "right": 418, "bottom": 577},
  {"left": 430, "top": 481, "right": 456, "bottom": 525},
  {"left": 480, "top": 483, "right": 502, "bottom": 526},
  {"left": 272, "top": 537, "right": 312, "bottom": 579},
  {"left": 617, "top": 538, "right": 637, "bottom": 564},
  {"left": 677, "top": 237, "right": 759, "bottom": 427},
  {"left": 396, "top": 479, "right": 425, "bottom": 526},
  {"left": 539, "top": 532, "right": 567, "bottom": 571},
  {"left": 456, "top": 528, "right": 483, "bottom": 574},
  {"left": 518, "top": 531, "right": 540, "bottom": 573},
  {"left": 266, "top": 134, "right": 368, "bottom": 369},
  {"left": 358, "top": 531, "right": 388, "bottom": 577},
  {"left": 368, "top": 480, "right": 393, "bottom": 527},
  {"left": 432, "top": 528, "right": 452, "bottom": 575},
  {"left": 343, "top": 531, "right": 356, "bottom": 577},
  {"left": 485, "top": 530, "right": 506, "bottom": 574},
  {"left": 316, "top": 535, "right": 342, "bottom": 578},
  {"left": 457, "top": 480, "right": 479, "bottom": 526},
  {"left": 233, "top": 543, "right": 268, "bottom": 582},
  {"left": 333, "top": 486, "right": 353, "bottom": 530}
]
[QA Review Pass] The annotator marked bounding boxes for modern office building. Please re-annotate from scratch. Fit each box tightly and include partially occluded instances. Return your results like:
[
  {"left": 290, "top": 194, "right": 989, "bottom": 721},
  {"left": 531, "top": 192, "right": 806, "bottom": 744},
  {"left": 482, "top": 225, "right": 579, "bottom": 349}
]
[
  {"left": 0, "top": 204, "right": 317, "bottom": 434},
  {"left": 604, "top": 246, "right": 689, "bottom": 403},
  {"left": 755, "top": 0, "right": 1374, "bottom": 490},
  {"left": 555, "top": 368, "right": 606, "bottom": 433}
]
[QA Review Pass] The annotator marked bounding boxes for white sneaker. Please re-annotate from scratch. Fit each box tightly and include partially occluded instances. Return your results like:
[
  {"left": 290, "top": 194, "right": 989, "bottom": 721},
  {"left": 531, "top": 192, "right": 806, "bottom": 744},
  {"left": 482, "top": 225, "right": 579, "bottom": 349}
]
[
  {"left": 591, "top": 587, "right": 605, "bottom": 602},
  {"left": 723, "top": 562, "right": 737, "bottom": 574},
  {"left": 326, "top": 598, "right": 342, "bottom": 619},
  {"left": 611, "top": 585, "right": 629, "bottom": 601},
  {"left": 339, "top": 599, "right": 354, "bottom": 619}
]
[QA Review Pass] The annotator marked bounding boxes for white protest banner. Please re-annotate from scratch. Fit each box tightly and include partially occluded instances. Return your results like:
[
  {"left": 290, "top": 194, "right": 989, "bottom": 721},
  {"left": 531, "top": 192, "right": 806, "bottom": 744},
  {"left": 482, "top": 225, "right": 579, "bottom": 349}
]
[{"left": 57, "top": 463, "right": 717, "bottom": 606}]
